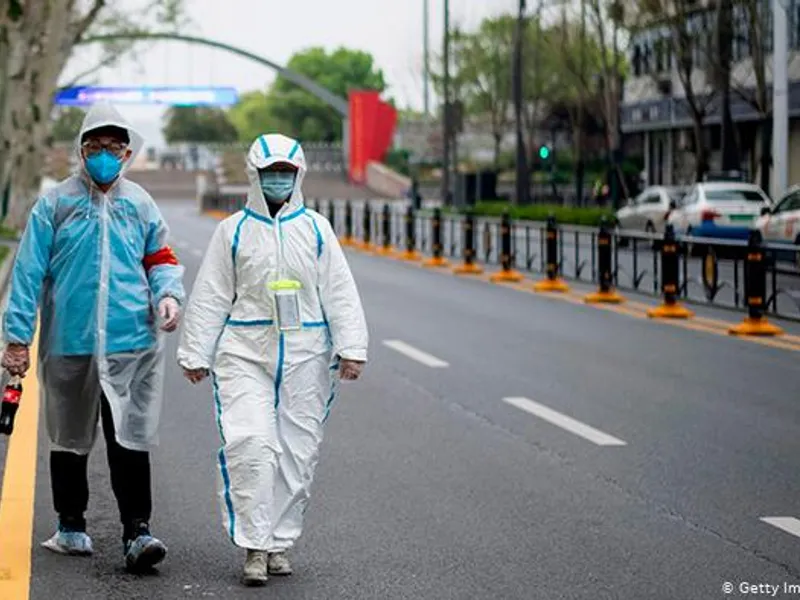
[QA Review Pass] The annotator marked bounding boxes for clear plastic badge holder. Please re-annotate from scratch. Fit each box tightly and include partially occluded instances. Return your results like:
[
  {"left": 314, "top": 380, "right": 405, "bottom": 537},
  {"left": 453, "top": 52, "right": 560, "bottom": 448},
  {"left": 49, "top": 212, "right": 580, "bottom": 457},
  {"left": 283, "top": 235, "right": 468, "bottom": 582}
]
[{"left": 268, "top": 279, "right": 302, "bottom": 332}]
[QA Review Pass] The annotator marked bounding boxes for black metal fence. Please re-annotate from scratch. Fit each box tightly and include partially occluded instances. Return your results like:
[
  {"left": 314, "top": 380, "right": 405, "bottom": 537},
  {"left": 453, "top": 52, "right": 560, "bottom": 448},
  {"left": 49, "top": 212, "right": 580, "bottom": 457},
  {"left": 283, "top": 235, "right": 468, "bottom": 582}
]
[{"left": 200, "top": 192, "right": 800, "bottom": 322}]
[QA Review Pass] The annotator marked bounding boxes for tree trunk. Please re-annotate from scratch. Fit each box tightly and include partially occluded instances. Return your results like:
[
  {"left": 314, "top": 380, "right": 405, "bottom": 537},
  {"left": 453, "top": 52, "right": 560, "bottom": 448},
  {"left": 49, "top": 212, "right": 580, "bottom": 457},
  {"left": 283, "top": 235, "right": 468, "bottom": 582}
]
[
  {"left": 493, "top": 132, "right": 502, "bottom": 170},
  {"left": 574, "top": 108, "right": 584, "bottom": 207},
  {"left": 1, "top": 0, "right": 75, "bottom": 230},
  {"left": 716, "top": 0, "right": 740, "bottom": 172},
  {"left": 692, "top": 118, "right": 709, "bottom": 182}
]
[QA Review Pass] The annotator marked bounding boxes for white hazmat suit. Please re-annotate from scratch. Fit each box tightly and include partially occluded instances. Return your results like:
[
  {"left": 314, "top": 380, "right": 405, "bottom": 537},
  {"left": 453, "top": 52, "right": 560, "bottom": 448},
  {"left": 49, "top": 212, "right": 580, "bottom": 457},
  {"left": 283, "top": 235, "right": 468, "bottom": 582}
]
[{"left": 177, "top": 134, "right": 368, "bottom": 551}]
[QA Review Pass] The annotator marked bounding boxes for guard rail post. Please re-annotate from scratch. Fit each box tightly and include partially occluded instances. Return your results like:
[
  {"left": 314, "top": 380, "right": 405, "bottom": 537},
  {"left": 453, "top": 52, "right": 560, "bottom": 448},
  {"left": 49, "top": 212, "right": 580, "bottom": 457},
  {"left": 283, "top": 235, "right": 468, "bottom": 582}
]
[
  {"left": 585, "top": 217, "right": 624, "bottom": 303},
  {"left": 533, "top": 215, "right": 569, "bottom": 292},
  {"left": 376, "top": 203, "right": 395, "bottom": 256},
  {"left": 360, "top": 201, "right": 374, "bottom": 251},
  {"left": 647, "top": 224, "right": 693, "bottom": 318},
  {"left": 490, "top": 211, "right": 524, "bottom": 282},
  {"left": 729, "top": 229, "right": 784, "bottom": 336},
  {"left": 453, "top": 212, "right": 483, "bottom": 275},
  {"left": 422, "top": 207, "right": 449, "bottom": 267},
  {"left": 341, "top": 200, "right": 355, "bottom": 246},
  {"left": 398, "top": 205, "right": 421, "bottom": 261},
  {"left": 328, "top": 199, "right": 336, "bottom": 233}
]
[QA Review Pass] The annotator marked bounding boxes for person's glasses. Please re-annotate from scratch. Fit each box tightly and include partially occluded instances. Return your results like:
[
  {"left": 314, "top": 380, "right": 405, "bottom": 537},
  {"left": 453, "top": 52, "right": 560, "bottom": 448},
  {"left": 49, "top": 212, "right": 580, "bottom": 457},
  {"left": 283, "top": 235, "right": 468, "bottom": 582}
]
[{"left": 81, "top": 139, "right": 128, "bottom": 156}]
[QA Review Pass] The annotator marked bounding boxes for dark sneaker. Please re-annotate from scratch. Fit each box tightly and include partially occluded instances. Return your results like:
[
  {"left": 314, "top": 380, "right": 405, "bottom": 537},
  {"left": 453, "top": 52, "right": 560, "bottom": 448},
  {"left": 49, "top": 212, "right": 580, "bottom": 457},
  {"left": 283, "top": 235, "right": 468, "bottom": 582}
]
[{"left": 124, "top": 522, "right": 167, "bottom": 572}]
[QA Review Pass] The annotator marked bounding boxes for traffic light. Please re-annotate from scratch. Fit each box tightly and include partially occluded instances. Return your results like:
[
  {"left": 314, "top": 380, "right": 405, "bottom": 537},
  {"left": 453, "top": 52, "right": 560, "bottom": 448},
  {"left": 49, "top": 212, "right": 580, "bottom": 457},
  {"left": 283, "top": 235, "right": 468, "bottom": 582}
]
[{"left": 538, "top": 145, "right": 551, "bottom": 160}]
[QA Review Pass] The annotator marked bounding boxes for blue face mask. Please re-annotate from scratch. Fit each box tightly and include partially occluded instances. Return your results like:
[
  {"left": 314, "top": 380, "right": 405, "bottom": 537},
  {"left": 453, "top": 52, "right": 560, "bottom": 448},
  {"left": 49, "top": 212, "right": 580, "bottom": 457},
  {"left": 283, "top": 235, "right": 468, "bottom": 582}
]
[
  {"left": 259, "top": 171, "right": 296, "bottom": 202},
  {"left": 85, "top": 150, "right": 123, "bottom": 185}
]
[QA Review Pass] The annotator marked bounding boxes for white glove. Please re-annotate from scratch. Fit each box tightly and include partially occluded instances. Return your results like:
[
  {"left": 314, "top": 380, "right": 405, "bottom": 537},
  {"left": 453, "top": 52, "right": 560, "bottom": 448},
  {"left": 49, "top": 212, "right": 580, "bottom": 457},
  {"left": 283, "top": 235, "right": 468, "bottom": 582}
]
[{"left": 158, "top": 297, "right": 181, "bottom": 332}]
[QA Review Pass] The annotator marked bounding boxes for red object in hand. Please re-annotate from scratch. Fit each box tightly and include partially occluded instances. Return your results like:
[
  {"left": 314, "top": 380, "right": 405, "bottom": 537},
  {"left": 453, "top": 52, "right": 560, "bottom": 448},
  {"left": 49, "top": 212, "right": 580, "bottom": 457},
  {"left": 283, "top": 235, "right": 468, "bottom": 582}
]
[{"left": 0, "top": 376, "right": 22, "bottom": 435}]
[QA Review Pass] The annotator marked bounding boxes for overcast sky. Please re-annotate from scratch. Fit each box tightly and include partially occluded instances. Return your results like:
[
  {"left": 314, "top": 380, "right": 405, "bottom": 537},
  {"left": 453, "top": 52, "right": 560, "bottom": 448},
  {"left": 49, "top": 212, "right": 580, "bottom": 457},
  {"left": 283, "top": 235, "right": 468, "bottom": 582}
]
[{"left": 61, "top": 0, "right": 520, "bottom": 146}]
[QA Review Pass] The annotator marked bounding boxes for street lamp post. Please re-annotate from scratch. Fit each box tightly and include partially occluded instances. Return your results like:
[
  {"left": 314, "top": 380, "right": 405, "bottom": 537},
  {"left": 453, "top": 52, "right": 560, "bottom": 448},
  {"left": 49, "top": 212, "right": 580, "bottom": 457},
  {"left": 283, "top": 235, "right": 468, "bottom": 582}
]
[
  {"left": 513, "top": 0, "right": 530, "bottom": 205},
  {"left": 423, "top": 0, "right": 430, "bottom": 117},
  {"left": 773, "top": 0, "right": 788, "bottom": 198},
  {"left": 441, "top": 0, "right": 452, "bottom": 206}
]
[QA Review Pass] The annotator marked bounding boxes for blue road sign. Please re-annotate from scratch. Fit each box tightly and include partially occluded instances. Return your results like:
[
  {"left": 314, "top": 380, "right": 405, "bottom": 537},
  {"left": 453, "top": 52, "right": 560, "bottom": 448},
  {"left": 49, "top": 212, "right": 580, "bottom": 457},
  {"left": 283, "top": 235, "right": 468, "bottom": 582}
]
[{"left": 54, "top": 86, "right": 239, "bottom": 106}]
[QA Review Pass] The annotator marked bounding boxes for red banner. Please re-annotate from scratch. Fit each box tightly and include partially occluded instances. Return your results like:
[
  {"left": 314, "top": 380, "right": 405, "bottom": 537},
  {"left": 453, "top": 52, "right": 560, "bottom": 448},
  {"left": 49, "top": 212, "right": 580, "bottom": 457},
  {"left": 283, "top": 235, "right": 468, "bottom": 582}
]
[{"left": 348, "top": 90, "right": 397, "bottom": 184}]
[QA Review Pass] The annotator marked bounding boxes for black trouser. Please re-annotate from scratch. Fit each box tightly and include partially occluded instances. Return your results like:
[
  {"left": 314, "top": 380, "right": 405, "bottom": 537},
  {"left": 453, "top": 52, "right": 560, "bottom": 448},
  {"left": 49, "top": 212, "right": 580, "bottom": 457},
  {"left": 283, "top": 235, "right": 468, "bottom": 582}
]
[{"left": 50, "top": 395, "right": 152, "bottom": 541}]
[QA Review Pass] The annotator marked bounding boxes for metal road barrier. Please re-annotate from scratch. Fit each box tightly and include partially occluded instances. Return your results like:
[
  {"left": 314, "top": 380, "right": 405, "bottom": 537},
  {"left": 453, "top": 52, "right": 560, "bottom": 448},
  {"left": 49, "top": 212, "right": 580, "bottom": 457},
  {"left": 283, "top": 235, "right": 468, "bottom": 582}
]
[{"left": 200, "top": 191, "right": 800, "bottom": 323}]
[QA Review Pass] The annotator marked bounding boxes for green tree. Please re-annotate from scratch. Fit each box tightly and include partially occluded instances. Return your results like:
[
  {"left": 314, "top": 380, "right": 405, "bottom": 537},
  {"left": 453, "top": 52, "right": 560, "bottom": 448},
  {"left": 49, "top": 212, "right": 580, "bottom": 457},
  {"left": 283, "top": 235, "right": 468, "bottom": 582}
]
[
  {"left": 227, "top": 90, "right": 280, "bottom": 143},
  {"left": 162, "top": 106, "right": 239, "bottom": 143},
  {"left": 50, "top": 107, "right": 86, "bottom": 143},
  {"left": 267, "top": 47, "right": 388, "bottom": 142},
  {"left": 545, "top": 8, "right": 610, "bottom": 201},
  {"left": 458, "top": 17, "right": 516, "bottom": 167}
]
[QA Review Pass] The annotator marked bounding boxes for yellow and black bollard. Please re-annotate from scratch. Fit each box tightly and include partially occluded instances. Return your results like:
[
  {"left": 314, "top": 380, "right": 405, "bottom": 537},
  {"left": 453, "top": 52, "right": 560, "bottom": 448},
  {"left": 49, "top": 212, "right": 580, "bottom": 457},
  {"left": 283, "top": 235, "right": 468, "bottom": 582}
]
[
  {"left": 533, "top": 215, "right": 569, "bottom": 292},
  {"left": 398, "top": 205, "right": 422, "bottom": 261},
  {"left": 585, "top": 217, "right": 624, "bottom": 303},
  {"left": 359, "top": 201, "right": 375, "bottom": 252},
  {"left": 647, "top": 224, "right": 693, "bottom": 318},
  {"left": 375, "top": 203, "right": 395, "bottom": 256},
  {"left": 340, "top": 200, "right": 356, "bottom": 247},
  {"left": 489, "top": 212, "right": 524, "bottom": 282},
  {"left": 729, "top": 230, "right": 783, "bottom": 336},
  {"left": 423, "top": 208, "right": 449, "bottom": 267},
  {"left": 328, "top": 199, "right": 336, "bottom": 232},
  {"left": 453, "top": 212, "right": 483, "bottom": 275}
]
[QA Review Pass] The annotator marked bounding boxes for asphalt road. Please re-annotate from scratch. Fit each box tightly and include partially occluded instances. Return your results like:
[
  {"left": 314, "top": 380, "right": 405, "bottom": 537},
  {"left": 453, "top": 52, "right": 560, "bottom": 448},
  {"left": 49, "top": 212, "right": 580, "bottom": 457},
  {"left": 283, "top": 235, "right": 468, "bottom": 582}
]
[{"left": 3, "top": 197, "right": 800, "bottom": 599}]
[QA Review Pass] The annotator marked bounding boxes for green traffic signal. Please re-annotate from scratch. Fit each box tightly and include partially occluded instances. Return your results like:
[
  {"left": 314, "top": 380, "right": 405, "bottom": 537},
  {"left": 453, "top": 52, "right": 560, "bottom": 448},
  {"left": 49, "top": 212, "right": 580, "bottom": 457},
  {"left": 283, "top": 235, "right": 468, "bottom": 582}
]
[{"left": 539, "top": 145, "right": 550, "bottom": 160}]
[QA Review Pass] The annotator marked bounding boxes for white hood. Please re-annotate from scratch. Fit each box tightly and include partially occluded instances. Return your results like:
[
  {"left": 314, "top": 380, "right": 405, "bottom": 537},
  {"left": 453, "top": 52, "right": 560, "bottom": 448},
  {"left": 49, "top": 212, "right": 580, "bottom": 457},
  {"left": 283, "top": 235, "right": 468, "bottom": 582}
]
[
  {"left": 244, "top": 133, "right": 307, "bottom": 217},
  {"left": 75, "top": 101, "right": 144, "bottom": 182}
]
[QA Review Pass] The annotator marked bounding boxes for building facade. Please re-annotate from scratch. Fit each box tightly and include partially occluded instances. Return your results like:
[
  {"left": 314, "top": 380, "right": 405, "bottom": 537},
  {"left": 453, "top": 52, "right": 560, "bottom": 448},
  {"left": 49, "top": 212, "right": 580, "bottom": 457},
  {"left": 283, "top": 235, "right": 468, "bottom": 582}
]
[{"left": 622, "top": 0, "right": 800, "bottom": 195}]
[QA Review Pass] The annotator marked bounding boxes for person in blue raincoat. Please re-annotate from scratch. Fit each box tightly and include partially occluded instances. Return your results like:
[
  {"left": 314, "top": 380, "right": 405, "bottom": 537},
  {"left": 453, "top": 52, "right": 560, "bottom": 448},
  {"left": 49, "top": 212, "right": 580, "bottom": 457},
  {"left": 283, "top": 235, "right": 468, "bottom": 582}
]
[{"left": 1, "top": 102, "right": 185, "bottom": 572}]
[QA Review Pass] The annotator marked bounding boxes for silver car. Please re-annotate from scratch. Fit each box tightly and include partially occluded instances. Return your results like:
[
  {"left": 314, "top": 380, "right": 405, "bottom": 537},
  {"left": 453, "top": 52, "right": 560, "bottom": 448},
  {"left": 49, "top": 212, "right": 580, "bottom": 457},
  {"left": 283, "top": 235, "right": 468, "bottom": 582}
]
[{"left": 616, "top": 186, "right": 688, "bottom": 234}]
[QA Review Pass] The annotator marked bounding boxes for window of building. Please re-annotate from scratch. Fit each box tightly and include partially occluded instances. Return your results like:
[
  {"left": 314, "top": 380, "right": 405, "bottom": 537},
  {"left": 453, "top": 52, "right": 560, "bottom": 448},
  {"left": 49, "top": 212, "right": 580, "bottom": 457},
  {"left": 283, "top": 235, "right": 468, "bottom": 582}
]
[{"left": 632, "top": 44, "right": 642, "bottom": 76}]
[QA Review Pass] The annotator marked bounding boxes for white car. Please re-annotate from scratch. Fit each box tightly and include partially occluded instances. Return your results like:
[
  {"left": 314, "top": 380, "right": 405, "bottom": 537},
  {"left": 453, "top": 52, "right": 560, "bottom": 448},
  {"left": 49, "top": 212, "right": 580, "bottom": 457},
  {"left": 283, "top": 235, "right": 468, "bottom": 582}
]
[
  {"left": 755, "top": 185, "right": 800, "bottom": 265},
  {"left": 615, "top": 185, "right": 687, "bottom": 234},
  {"left": 666, "top": 182, "right": 772, "bottom": 240}
]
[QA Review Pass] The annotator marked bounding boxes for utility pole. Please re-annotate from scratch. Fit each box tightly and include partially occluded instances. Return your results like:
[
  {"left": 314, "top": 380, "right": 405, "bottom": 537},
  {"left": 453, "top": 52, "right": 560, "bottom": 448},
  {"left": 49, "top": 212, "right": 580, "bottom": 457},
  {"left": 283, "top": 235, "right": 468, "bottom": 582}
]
[
  {"left": 513, "top": 0, "right": 530, "bottom": 205},
  {"left": 441, "top": 0, "right": 452, "bottom": 206},
  {"left": 773, "top": 0, "right": 788, "bottom": 198},
  {"left": 423, "top": 0, "right": 430, "bottom": 116}
]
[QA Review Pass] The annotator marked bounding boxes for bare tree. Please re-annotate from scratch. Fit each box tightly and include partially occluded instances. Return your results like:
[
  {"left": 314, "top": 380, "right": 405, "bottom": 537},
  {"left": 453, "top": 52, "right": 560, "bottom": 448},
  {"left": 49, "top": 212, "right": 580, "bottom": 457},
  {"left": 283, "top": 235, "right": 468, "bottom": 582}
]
[
  {"left": 521, "top": 7, "right": 561, "bottom": 194},
  {"left": 586, "top": 0, "right": 630, "bottom": 202},
  {"left": 551, "top": 0, "right": 592, "bottom": 204},
  {"left": 633, "top": 0, "right": 718, "bottom": 182},
  {"left": 0, "top": 0, "right": 187, "bottom": 229},
  {"left": 713, "top": 0, "right": 740, "bottom": 171},
  {"left": 734, "top": 0, "right": 771, "bottom": 190}
]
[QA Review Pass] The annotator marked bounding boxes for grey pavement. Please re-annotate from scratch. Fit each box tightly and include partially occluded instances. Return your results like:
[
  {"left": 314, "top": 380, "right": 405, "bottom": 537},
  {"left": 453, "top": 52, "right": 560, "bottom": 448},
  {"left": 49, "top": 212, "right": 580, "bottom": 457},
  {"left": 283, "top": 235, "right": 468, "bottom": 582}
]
[{"left": 11, "top": 197, "right": 800, "bottom": 599}]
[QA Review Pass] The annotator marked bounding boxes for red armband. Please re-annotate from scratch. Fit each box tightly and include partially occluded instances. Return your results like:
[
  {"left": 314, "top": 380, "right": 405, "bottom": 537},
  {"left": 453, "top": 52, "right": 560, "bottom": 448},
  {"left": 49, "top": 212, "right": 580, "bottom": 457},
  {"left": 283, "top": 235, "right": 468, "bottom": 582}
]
[{"left": 143, "top": 246, "right": 179, "bottom": 272}]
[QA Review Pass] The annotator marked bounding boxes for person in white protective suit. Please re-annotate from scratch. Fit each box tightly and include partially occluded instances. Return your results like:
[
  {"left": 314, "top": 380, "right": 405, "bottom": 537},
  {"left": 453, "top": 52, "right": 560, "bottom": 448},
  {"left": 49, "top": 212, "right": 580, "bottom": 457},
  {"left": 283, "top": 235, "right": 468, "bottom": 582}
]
[
  {"left": 1, "top": 102, "right": 185, "bottom": 572},
  {"left": 177, "top": 133, "right": 368, "bottom": 587}
]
